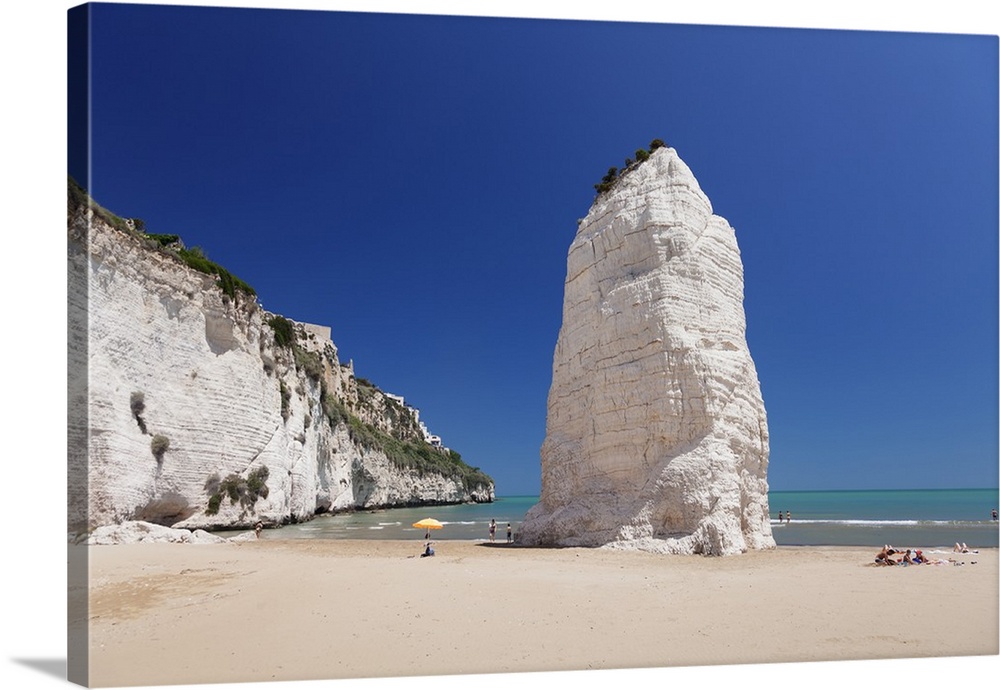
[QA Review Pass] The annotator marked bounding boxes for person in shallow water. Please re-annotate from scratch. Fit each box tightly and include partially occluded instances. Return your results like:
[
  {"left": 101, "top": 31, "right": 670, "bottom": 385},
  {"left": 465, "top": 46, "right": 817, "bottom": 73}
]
[{"left": 488, "top": 519, "right": 497, "bottom": 542}]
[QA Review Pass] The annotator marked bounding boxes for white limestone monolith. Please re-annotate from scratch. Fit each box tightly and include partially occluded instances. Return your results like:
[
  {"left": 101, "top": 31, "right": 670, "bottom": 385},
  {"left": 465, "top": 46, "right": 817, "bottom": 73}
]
[{"left": 518, "top": 146, "right": 773, "bottom": 555}]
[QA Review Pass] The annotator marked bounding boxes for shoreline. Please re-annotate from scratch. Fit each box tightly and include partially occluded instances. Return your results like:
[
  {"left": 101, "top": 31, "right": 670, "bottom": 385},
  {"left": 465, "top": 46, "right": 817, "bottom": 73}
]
[
  {"left": 79, "top": 539, "right": 999, "bottom": 687},
  {"left": 202, "top": 488, "right": 1000, "bottom": 548}
]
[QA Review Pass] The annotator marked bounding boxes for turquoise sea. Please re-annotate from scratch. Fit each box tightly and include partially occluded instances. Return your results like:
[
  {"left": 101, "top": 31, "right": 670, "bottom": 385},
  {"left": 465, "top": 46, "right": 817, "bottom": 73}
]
[{"left": 260, "top": 489, "right": 999, "bottom": 548}]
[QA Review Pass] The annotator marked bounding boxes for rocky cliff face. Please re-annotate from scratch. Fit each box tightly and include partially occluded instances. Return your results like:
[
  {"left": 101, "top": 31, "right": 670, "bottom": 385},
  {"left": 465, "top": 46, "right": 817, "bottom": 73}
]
[
  {"left": 68, "top": 193, "right": 493, "bottom": 539},
  {"left": 518, "top": 146, "right": 772, "bottom": 555}
]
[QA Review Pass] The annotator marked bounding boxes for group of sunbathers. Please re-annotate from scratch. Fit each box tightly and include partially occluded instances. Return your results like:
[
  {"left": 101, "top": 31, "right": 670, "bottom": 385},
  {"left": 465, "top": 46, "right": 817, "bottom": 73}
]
[{"left": 874, "top": 545, "right": 946, "bottom": 566}]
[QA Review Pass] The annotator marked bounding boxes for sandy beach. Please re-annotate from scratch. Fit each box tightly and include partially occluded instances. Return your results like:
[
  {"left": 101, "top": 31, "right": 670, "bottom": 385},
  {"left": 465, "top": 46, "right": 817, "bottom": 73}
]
[{"left": 77, "top": 539, "right": 998, "bottom": 687}]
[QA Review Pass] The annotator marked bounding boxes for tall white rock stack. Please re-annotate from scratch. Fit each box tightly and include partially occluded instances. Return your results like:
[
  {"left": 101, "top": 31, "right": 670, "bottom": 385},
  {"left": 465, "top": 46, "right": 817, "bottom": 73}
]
[{"left": 519, "top": 146, "right": 773, "bottom": 555}]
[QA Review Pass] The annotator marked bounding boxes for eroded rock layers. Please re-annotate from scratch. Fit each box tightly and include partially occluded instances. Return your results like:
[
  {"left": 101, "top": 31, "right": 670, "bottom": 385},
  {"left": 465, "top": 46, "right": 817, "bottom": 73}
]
[
  {"left": 519, "top": 147, "right": 773, "bottom": 555},
  {"left": 68, "top": 196, "right": 493, "bottom": 539}
]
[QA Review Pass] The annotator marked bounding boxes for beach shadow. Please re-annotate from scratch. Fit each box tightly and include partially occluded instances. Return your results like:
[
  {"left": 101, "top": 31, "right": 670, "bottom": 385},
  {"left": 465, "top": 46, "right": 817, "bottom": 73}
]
[
  {"left": 473, "top": 542, "right": 568, "bottom": 550},
  {"left": 11, "top": 657, "right": 66, "bottom": 680}
]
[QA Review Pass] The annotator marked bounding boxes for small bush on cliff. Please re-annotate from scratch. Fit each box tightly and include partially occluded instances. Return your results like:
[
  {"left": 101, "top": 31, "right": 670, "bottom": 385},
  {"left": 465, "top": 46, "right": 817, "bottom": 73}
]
[
  {"left": 175, "top": 247, "right": 256, "bottom": 300},
  {"left": 246, "top": 466, "right": 270, "bottom": 499},
  {"left": 145, "top": 233, "right": 180, "bottom": 248},
  {"left": 130, "top": 391, "right": 148, "bottom": 434},
  {"left": 293, "top": 345, "right": 324, "bottom": 381},
  {"left": 130, "top": 391, "right": 145, "bottom": 415},
  {"left": 321, "top": 382, "right": 349, "bottom": 428},
  {"left": 204, "top": 466, "right": 270, "bottom": 515},
  {"left": 150, "top": 434, "right": 170, "bottom": 462},
  {"left": 206, "top": 493, "right": 223, "bottom": 515},
  {"left": 268, "top": 316, "right": 296, "bottom": 348},
  {"left": 215, "top": 268, "right": 249, "bottom": 300},
  {"left": 593, "top": 139, "right": 665, "bottom": 197},
  {"left": 279, "top": 380, "right": 291, "bottom": 422},
  {"left": 204, "top": 473, "right": 222, "bottom": 514},
  {"left": 593, "top": 166, "right": 619, "bottom": 194}
]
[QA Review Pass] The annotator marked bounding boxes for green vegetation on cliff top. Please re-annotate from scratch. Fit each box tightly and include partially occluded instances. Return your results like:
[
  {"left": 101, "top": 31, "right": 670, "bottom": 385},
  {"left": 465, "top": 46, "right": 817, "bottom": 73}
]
[
  {"left": 593, "top": 138, "right": 667, "bottom": 196},
  {"left": 68, "top": 176, "right": 256, "bottom": 299}
]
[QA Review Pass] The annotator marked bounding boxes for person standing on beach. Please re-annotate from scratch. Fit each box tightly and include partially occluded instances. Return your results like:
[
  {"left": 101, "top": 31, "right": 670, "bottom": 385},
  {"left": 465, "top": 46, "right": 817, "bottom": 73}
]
[
  {"left": 254, "top": 521, "right": 263, "bottom": 539},
  {"left": 506, "top": 523, "right": 512, "bottom": 544}
]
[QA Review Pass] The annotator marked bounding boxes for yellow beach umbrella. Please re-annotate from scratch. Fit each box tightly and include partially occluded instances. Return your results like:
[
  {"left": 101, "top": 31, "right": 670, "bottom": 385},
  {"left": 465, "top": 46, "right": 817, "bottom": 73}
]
[{"left": 413, "top": 518, "right": 443, "bottom": 549}]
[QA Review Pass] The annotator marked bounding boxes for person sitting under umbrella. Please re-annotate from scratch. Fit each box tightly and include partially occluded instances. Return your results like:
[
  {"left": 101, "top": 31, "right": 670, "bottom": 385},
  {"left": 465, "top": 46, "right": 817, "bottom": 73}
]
[{"left": 412, "top": 519, "right": 442, "bottom": 557}]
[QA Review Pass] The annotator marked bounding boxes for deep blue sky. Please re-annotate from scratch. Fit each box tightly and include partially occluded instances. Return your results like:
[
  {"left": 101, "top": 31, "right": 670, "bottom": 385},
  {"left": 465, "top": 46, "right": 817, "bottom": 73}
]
[{"left": 78, "top": 3, "right": 998, "bottom": 495}]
